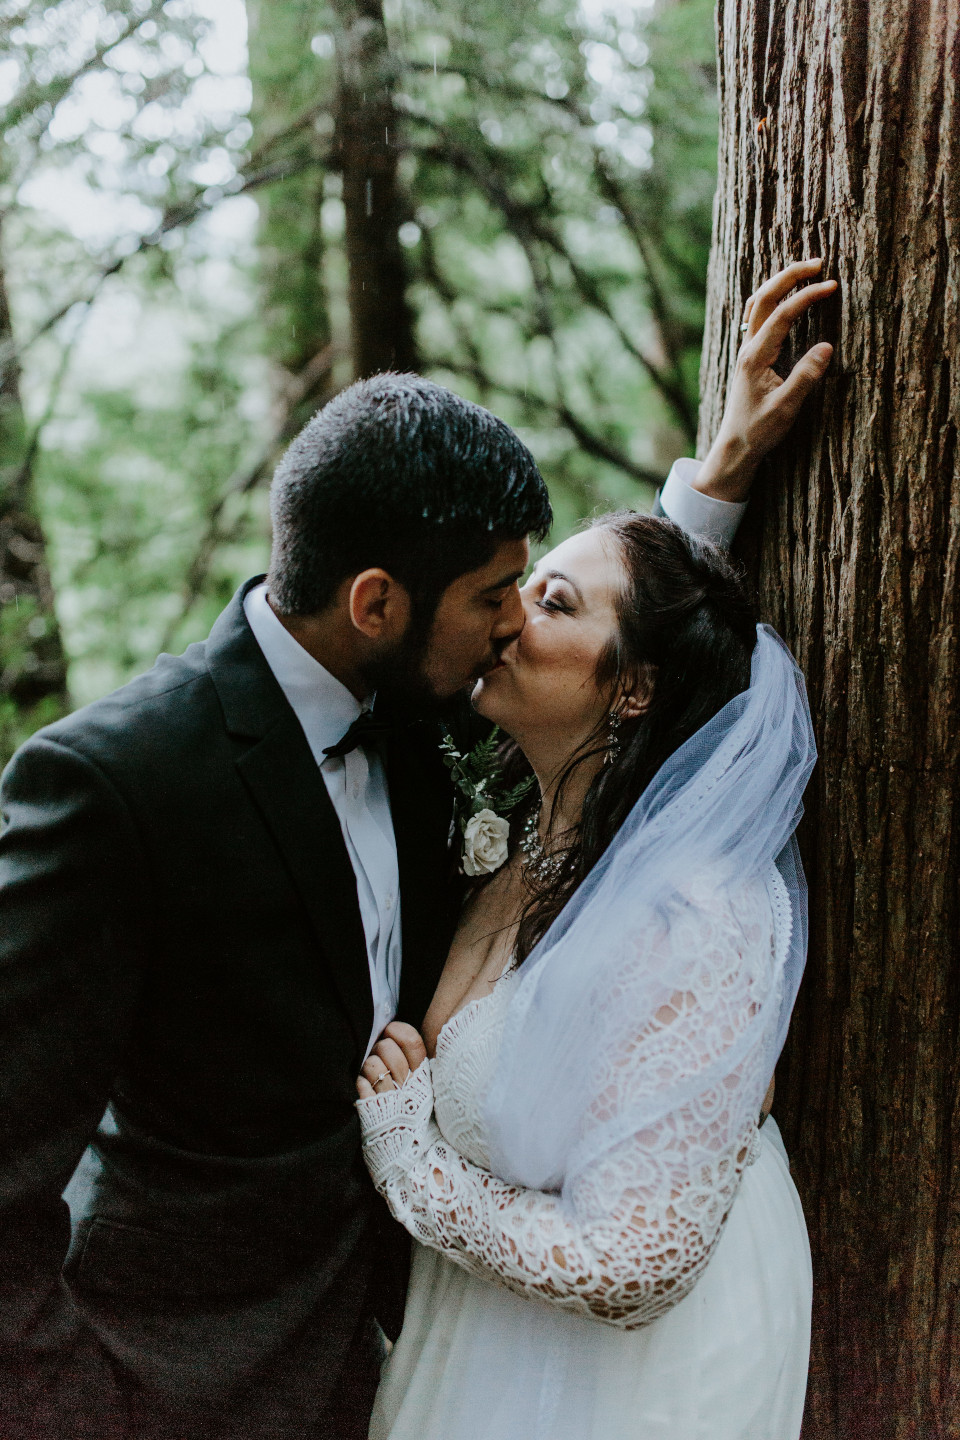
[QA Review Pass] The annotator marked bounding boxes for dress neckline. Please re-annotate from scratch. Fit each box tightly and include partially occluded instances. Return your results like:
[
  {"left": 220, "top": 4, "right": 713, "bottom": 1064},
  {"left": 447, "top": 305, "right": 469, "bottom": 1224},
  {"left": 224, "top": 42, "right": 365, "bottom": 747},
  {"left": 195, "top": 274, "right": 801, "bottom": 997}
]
[{"left": 433, "top": 966, "right": 517, "bottom": 1058}]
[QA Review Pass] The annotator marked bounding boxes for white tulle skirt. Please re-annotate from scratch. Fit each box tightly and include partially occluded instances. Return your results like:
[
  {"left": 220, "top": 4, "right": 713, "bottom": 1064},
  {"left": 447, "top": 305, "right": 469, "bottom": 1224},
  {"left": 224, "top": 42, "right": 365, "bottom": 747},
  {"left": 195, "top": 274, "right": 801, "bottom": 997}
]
[{"left": 370, "top": 1119, "right": 811, "bottom": 1440}]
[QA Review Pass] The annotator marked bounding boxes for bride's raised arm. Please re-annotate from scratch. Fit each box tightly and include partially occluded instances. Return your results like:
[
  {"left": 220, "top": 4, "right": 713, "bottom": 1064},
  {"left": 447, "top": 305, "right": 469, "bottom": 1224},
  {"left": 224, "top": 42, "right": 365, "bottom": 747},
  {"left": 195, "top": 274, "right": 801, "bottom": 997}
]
[
  {"left": 357, "top": 870, "right": 779, "bottom": 1330},
  {"left": 655, "top": 259, "right": 837, "bottom": 544}
]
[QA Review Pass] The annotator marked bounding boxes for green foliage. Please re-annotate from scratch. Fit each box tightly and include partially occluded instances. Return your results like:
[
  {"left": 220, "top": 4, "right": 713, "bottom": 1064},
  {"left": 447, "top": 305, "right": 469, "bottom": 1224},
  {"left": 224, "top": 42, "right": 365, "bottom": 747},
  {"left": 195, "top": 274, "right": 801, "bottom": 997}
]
[
  {"left": 0, "top": 691, "right": 65, "bottom": 759},
  {"left": 384, "top": 0, "right": 718, "bottom": 499},
  {"left": 0, "top": 0, "right": 719, "bottom": 745},
  {"left": 0, "top": 592, "right": 66, "bottom": 755},
  {"left": 441, "top": 725, "right": 536, "bottom": 829},
  {"left": 36, "top": 287, "right": 268, "bottom": 701},
  {"left": 246, "top": 0, "right": 333, "bottom": 376}
]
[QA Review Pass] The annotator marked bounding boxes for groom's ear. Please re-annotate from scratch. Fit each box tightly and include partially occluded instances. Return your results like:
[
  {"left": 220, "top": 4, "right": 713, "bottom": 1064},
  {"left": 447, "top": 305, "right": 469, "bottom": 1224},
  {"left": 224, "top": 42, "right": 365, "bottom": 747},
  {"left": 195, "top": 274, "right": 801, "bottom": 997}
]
[{"left": 347, "top": 568, "right": 412, "bottom": 642}]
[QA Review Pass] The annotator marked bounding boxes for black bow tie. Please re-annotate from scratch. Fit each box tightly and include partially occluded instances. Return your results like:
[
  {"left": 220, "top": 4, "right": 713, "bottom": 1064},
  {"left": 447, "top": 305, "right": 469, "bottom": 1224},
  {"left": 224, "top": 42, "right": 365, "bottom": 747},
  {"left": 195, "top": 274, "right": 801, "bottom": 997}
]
[{"left": 323, "top": 710, "right": 397, "bottom": 759}]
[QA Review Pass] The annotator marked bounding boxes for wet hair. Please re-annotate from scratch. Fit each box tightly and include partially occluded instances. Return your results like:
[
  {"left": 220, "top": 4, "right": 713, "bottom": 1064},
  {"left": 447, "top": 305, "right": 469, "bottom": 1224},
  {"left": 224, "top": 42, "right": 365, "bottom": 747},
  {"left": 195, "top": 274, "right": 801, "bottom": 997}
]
[
  {"left": 267, "top": 373, "right": 552, "bottom": 625},
  {"left": 509, "top": 512, "right": 758, "bottom": 964}
]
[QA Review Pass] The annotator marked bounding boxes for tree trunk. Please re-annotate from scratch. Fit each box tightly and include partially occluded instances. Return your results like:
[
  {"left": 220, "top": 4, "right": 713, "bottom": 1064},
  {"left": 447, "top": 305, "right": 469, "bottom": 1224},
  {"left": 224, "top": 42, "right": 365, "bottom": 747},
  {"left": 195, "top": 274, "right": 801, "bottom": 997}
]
[
  {"left": 246, "top": 0, "right": 335, "bottom": 421},
  {"left": 0, "top": 222, "right": 69, "bottom": 763},
  {"left": 330, "top": 0, "right": 418, "bottom": 378},
  {"left": 697, "top": 2, "right": 959, "bottom": 1435}
]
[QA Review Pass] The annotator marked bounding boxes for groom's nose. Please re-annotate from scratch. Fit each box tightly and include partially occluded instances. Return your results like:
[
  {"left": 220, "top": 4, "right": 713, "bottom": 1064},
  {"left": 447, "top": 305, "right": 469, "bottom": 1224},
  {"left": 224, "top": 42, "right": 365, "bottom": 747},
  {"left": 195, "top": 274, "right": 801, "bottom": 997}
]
[{"left": 491, "top": 584, "right": 525, "bottom": 646}]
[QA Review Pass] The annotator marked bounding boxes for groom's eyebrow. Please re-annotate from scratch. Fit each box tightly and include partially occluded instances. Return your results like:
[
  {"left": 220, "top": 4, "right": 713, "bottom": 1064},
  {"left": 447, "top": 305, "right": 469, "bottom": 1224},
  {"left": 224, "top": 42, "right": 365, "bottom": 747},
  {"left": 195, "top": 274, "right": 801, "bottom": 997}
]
[{"left": 482, "top": 569, "right": 526, "bottom": 593}]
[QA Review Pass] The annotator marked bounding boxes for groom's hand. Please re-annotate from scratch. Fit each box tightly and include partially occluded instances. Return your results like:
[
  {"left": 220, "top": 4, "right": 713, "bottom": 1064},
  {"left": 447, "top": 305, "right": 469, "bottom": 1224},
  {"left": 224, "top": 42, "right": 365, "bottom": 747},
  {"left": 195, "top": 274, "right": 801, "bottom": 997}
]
[
  {"left": 357, "top": 1021, "right": 427, "bottom": 1097},
  {"left": 696, "top": 259, "right": 838, "bottom": 503}
]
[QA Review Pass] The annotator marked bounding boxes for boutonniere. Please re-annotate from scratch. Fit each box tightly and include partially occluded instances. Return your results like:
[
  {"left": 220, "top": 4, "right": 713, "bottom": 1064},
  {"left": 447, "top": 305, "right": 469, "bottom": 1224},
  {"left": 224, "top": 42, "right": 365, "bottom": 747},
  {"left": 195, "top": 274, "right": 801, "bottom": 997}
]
[{"left": 440, "top": 727, "right": 536, "bottom": 877}]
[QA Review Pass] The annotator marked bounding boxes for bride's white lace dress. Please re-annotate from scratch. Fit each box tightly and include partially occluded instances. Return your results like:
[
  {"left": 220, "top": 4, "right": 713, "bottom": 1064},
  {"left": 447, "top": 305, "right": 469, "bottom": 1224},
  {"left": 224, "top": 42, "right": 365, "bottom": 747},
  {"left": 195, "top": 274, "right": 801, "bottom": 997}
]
[{"left": 360, "top": 868, "right": 812, "bottom": 1440}]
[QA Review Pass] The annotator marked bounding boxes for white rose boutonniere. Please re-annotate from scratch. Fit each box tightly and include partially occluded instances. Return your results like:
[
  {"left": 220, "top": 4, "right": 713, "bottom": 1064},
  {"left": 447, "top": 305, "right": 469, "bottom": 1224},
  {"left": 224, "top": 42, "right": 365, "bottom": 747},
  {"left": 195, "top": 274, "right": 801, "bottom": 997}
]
[
  {"left": 440, "top": 727, "right": 536, "bottom": 877},
  {"left": 462, "top": 809, "right": 510, "bottom": 876}
]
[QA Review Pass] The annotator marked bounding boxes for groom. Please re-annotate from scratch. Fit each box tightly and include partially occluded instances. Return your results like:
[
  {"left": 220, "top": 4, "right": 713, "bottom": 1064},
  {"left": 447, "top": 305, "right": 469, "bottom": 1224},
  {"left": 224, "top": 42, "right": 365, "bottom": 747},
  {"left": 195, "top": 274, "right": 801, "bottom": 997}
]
[{"left": 0, "top": 264, "right": 833, "bottom": 1440}]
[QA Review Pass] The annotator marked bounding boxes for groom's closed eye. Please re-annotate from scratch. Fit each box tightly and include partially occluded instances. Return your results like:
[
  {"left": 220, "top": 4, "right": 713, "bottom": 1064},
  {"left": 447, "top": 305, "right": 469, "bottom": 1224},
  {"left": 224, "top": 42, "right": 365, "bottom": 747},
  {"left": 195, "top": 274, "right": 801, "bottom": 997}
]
[{"left": 479, "top": 572, "right": 525, "bottom": 608}]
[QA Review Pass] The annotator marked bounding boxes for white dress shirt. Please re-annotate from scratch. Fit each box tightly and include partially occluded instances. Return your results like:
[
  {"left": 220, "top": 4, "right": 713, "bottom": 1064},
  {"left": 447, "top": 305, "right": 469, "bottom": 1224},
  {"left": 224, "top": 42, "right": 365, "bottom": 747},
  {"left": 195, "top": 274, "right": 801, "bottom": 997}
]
[
  {"left": 659, "top": 458, "right": 748, "bottom": 548},
  {"left": 243, "top": 582, "right": 401, "bottom": 1058}
]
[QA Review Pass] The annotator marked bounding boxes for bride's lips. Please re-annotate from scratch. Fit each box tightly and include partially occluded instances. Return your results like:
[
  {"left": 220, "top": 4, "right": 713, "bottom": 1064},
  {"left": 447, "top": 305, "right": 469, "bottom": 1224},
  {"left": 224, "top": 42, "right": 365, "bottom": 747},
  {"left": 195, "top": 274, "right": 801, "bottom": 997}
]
[{"left": 473, "top": 656, "right": 508, "bottom": 684}]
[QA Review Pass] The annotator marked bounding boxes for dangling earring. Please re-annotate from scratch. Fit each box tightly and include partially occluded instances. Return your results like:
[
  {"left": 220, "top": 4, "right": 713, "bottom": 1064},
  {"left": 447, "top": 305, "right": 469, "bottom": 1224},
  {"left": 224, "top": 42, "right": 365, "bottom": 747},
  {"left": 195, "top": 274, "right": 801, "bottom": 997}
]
[{"left": 606, "top": 708, "right": 622, "bottom": 766}]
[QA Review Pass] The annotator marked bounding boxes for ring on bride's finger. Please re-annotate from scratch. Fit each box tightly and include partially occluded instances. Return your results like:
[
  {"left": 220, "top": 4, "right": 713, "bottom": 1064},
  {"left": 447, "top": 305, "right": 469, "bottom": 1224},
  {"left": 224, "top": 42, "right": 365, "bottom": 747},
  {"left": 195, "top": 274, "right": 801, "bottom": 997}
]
[
  {"left": 373, "top": 1071, "right": 391, "bottom": 1086},
  {"left": 739, "top": 321, "right": 750, "bottom": 332}
]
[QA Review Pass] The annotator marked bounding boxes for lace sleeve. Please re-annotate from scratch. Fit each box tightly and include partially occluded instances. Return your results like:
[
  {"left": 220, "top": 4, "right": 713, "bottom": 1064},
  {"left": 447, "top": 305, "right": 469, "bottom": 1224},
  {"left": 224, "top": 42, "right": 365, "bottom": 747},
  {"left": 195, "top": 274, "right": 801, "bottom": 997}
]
[{"left": 358, "top": 880, "right": 772, "bottom": 1330}]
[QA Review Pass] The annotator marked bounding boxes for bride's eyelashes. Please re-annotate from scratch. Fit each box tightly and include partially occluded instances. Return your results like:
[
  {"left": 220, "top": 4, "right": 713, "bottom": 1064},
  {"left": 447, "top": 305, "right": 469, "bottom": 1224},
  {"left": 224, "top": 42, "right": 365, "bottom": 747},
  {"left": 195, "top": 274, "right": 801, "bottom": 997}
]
[
  {"left": 536, "top": 579, "right": 577, "bottom": 614},
  {"left": 521, "top": 563, "right": 578, "bottom": 614}
]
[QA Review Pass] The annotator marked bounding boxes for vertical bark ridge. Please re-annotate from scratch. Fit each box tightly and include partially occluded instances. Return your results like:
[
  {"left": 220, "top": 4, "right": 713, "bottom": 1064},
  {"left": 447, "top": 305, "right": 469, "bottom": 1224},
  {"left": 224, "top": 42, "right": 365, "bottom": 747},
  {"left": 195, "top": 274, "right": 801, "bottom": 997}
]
[{"left": 699, "top": 2, "right": 960, "bottom": 1434}]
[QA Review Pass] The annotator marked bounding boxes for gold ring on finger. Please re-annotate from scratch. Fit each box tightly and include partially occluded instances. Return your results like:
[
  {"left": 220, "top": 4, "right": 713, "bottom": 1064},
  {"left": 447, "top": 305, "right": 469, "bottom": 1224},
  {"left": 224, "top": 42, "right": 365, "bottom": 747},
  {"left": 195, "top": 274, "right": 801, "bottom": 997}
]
[{"left": 373, "top": 1071, "right": 390, "bottom": 1086}]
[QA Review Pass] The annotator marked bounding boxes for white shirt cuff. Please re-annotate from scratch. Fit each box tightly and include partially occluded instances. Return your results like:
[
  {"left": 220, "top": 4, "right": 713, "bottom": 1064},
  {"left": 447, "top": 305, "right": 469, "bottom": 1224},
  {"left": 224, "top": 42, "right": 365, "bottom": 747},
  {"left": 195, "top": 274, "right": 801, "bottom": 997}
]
[{"left": 658, "top": 459, "right": 748, "bottom": 549}]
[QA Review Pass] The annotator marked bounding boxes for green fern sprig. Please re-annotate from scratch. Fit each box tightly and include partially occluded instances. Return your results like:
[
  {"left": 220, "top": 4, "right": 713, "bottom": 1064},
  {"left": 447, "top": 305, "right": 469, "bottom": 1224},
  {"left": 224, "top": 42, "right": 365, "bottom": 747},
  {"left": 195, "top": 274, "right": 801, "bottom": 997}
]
[
  {"left": 440, "top": 726, "right": 536, "bottom": 828},
  {"left": 496, "top": 773, "right": 538, "bottom": 814}
]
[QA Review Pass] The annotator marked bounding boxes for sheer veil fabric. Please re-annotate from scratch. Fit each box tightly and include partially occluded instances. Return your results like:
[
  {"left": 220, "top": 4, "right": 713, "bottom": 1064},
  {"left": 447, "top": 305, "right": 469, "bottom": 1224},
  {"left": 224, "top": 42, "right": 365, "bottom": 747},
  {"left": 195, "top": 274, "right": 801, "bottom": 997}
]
[{"left": 467, "top": 623, "right": 817, "bottom": 1436}]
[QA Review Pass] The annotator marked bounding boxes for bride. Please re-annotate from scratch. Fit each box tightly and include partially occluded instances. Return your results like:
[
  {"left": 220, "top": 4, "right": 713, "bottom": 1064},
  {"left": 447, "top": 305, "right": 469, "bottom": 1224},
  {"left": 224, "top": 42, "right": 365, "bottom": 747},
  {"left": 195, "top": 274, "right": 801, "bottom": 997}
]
[{"left": 356, "top": 500, "right": 816, "bottom": 1437}]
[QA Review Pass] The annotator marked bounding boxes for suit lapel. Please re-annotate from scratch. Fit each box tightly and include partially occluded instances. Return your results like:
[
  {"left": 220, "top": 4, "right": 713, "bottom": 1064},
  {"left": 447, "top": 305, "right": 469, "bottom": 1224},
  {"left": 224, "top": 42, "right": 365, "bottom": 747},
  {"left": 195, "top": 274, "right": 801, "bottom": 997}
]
[
  {"left": 235, "top": 719, "right": 374, "bottom": 1052},
  {"left": 207, "top": 582, "right": 373, "bottom": 1053}
]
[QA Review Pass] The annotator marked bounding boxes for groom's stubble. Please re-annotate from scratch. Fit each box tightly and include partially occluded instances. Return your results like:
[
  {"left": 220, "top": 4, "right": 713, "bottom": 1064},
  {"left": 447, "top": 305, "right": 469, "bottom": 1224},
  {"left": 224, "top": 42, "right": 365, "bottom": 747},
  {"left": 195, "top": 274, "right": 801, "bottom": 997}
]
[
  {"left": 361, "top": 611, "right": 507, "bottom": 717},
  {"left": 359, "top": 614, "right": 452, "bottom": 716}
]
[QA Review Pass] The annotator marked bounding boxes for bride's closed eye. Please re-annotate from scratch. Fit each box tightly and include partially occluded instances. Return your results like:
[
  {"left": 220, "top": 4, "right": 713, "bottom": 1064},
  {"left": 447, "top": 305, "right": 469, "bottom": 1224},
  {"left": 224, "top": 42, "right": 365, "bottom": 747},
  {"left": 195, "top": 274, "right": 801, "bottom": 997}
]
[{"left": 525, "top": 573, "right": 577, "bottom": 615}]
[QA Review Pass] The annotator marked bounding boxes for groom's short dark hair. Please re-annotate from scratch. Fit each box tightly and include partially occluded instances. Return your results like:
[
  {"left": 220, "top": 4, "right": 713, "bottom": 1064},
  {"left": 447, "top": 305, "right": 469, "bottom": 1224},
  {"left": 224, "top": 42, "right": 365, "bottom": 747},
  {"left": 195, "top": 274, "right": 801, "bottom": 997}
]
[{"left": 267, "top": 374, "right": 552, "bottom": 620}]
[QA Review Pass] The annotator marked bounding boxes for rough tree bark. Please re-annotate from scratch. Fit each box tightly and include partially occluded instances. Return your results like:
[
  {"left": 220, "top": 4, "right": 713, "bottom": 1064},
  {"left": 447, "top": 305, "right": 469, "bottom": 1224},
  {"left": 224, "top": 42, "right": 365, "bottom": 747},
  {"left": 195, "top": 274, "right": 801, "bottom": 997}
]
[
  {"left": 330, "top": 0, "right": 418, "bottom": 378},
  {"left": 0, "top": 222, "right": 69, "bottom": 763},
  {"left": 697, "top": 2, "right": 959, "bottom": 1436}
]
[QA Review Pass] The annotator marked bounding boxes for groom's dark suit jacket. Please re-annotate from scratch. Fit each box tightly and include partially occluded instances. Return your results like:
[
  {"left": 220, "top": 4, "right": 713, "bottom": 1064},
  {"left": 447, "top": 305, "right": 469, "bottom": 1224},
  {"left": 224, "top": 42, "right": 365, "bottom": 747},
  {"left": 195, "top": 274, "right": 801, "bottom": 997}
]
[{"left": 0, "top": 579, "right": 461, "bottom": 1439}]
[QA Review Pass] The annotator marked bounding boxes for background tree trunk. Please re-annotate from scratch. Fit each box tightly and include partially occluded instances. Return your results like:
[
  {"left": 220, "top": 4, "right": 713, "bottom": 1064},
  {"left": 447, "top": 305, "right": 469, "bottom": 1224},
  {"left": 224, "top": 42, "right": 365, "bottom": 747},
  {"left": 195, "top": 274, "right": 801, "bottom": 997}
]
[
  {"left": 246, "top": 0, "right": 335, "bottom": 419},
  {"left": 0, "top": 225, "right": 69, "bottom": 760},
  {"left": 697, "top": 2, "right": 959, "bottom": 1435},
  {"left": 330, "top": 0, "right": 418, "bottom": 378}
]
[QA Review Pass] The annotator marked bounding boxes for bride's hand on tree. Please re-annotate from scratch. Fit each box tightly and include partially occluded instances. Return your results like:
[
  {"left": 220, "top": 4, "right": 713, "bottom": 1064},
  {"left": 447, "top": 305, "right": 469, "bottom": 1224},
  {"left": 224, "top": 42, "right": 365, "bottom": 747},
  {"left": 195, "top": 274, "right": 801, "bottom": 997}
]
[
  {"left": 356, "top": 1021, "right": 428, "bottom": 1098},
  {"left": 696, "top": 258, "right": 838, "bottom": 503}
]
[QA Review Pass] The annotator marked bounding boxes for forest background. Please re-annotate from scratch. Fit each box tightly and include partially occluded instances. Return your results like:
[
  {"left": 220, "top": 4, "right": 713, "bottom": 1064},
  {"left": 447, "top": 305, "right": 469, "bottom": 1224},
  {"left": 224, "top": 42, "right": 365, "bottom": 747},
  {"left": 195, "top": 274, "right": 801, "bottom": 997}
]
[
  {"left": 6, "top": 2, "right": 960, "bottom": 1432},
  {"left": 0, "top": 0, "right": 718, "bottom": 760}
]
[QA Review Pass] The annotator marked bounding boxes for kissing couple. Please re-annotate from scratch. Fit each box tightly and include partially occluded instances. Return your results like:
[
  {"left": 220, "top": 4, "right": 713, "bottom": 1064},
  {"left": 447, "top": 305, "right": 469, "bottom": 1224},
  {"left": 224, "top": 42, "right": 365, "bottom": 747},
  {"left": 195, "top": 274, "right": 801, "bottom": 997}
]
[{"left": 0, "top": 261, "right": 835, "bottom": 1440}]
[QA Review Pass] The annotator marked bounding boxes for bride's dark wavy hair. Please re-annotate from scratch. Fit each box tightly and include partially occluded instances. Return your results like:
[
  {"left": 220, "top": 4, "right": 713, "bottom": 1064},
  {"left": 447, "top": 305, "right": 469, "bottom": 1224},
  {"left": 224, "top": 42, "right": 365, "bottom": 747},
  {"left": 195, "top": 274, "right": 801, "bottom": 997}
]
[{"left": 506, "top": 512, "right": 758, "bottom": 965}]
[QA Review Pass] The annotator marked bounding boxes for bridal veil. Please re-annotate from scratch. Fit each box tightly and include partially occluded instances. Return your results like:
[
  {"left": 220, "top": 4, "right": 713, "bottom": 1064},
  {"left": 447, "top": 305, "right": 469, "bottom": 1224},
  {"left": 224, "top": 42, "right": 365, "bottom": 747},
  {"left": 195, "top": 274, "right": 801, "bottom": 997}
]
[{"left": 467, "top": 624, "right": 817, "bottom": 1437}]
